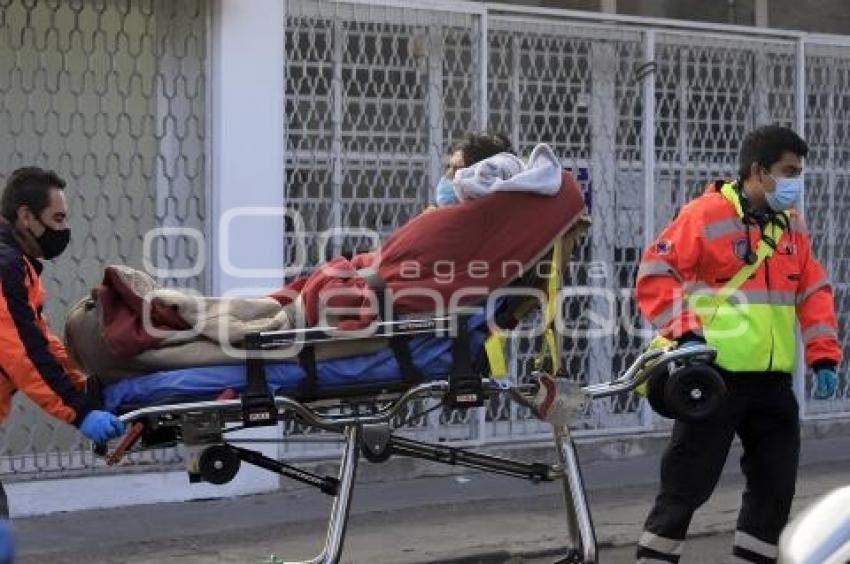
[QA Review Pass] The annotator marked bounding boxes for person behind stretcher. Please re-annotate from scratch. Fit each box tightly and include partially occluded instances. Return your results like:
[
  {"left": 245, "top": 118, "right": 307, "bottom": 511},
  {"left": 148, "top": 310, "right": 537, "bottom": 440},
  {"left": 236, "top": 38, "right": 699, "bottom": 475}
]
[{"left": 0, "top": 168, "right": 126, "bottom": 562}]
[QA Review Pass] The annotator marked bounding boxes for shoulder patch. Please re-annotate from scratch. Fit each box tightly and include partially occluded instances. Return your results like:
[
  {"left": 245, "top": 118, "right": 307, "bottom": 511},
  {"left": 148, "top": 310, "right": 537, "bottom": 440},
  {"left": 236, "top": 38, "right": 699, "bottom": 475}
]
[
  {"left": 655, "top": 239, "right": 672, "bottom": 255},
  {"left": 732, "top": 238, "right": 750, "bottom": 260}
]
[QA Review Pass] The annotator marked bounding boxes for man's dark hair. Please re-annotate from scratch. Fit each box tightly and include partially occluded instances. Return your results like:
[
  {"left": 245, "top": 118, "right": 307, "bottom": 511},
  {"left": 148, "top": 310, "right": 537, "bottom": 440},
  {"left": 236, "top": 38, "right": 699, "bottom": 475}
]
[
  {"left": 455, "top": 132, "right": 514, "bottom": 167},
  {"left": 739, "top": 125, "right": 809, "bottom": 180},
  {"left": 1, "top": 167, "right": 66, "bottom": 223}
]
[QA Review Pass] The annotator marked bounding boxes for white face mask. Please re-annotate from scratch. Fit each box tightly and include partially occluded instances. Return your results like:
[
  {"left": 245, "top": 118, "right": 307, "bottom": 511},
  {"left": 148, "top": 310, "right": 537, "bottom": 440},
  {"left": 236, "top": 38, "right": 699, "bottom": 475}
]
[{"left": 765, "top": 174, "right": 803, "bottom": 212}]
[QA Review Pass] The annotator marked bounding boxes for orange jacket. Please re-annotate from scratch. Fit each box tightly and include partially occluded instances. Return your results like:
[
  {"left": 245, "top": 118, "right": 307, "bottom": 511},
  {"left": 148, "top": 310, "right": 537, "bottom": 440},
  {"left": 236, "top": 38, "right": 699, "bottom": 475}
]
[
  {"left": 0, "top": 224, "right": 88, "bottom": 425},
  {"left": 637, "top": 181, "right": 841, "bottom": 372}
]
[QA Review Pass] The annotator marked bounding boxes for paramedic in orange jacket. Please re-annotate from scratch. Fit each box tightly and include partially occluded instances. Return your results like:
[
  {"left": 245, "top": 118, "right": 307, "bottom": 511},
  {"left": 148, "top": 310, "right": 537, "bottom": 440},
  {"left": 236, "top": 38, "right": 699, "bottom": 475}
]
[
  {"left": 0, "top": 167, "right": 125, "bottom": 561},
  {"left": 635, "top": 126, "right": 841, "bottom": 563}
]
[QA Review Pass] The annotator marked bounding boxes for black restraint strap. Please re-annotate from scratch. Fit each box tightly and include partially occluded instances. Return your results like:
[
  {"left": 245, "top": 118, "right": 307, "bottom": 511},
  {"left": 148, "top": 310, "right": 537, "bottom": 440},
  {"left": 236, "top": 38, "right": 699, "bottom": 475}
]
[
  {"left": 357, "top": 268, "right": 424, "bottom": 387},
  {"left": 447, "top": 313, "right": 483, "bottom": 407},
  {"left": 389, "top": 335, "right": 425, "bottom": 387},
  {"left": 297, "top": 345, "right": 319, "bottom": 399}
]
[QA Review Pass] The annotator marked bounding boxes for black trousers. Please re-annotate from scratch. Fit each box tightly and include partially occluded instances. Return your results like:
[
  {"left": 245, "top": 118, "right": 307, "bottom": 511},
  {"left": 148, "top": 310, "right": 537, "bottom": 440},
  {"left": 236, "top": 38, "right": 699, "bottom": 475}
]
[
  {"left": 0, "top": 479, "right": 6, "bottom": 519},
  {"left": 636, "top": 372, "right": 800, "bottom": 563}
]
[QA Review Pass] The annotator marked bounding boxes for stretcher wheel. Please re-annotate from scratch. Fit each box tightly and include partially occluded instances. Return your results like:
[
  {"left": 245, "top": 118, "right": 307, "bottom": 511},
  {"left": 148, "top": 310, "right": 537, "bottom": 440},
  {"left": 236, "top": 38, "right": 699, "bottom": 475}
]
[
  {"left": 664, "top": 363, "right": 727, "bottom": 422},
  {"left": 198, "top": 445, "right": 241, "bottom": 485},
  {"left": 645, "top": 363, "right": 675, "bottom": 420}
]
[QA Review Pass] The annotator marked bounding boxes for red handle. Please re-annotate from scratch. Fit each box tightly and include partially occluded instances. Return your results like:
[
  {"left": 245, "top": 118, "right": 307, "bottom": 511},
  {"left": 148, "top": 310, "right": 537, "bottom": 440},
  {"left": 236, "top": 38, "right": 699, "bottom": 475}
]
[{"left": 106, "top": 422, "right": 145, "bottom": 466}]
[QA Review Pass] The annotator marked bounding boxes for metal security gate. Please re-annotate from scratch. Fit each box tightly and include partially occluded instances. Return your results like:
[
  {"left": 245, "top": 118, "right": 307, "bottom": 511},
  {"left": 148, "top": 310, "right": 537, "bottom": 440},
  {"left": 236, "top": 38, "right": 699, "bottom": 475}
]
[
  {"left": 0, "top": 0, "right": 208, "bottom": 477},
  {"left": 2, "top": 0, "right": 850, "bottom": 481},
  {"left": 486, "top": 19, "right": 648, "bottom": 436},
  {"left": 283, "top": 0, "right": 484, "bottom": 266},
  {"left": 803, "top": 42, "right": 850, "bottom": 417},
  {"left": 283, "top": 0, "right": 850, "bottom": 448}
]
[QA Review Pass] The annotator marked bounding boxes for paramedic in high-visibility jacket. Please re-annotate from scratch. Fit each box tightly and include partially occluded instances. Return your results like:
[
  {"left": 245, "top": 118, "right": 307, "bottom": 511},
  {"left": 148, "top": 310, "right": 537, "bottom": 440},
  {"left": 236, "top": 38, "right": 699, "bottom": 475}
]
[
  {"left": 634, "top": 125, "right": 842, "bottom": 564},
  {"left": 0, "top": 167, "right": 126, "bottom": 563}
]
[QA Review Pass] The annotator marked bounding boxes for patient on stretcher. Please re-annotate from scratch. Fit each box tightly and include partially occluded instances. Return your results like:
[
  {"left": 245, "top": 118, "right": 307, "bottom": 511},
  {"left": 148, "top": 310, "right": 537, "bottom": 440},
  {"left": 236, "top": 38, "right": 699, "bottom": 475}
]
[{"left": 66, "top": 138, "right": 589, "bottom": 409}]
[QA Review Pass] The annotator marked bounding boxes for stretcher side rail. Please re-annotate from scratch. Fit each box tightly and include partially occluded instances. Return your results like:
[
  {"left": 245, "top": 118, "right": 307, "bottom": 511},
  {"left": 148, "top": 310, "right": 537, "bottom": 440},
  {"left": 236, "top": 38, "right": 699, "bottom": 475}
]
[
  {"left": 117, "top": 380, "right": 491, "bottom": 431},
  {"left": 95, "top": 344, "right": 716, "bottom": 564},
  {"left": 110, "top": 345, "right": 715, "bottom": 428},
  {"left": 240, "top": 312, "right": 483, "bottom": 427},
  {"left": 581, "top": 344, "right": 716, "bottom": 399},
  {"left": 251, "top": 315, "right": 458, "bottom": 348}
]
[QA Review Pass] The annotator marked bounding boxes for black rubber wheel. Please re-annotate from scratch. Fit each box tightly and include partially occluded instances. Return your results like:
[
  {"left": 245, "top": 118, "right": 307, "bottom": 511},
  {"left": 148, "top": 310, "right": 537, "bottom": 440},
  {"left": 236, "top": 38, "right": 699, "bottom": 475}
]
[
  {"left": 664, "top": 363, "right": 727, "bottom": 422},
  {"left": 198, "top": 445, "right": 241, "bottom": 485},
  {"left": 361, "top": 441, "right": 392, "bottom": 463},
  {"left": 645, "top": 362, "right": 676, "bottom": 419}
]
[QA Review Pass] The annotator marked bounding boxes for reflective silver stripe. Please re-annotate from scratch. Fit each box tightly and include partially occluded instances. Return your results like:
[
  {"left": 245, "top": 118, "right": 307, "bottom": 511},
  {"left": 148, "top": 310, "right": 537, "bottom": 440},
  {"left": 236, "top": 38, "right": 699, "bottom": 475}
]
[
  {"left": 733, "top": 531, "right": 777, "bottom": 558},
  {"left": 732, "top": 290, "right": 796, "bottom": 306},
  {"left": 797, "top": 277, "right": 829, "bottom": 305},
  {"left": 639, "top": 531, "right": 684, "bottom": 556},
  {"left": 684, "top": 281, "right": 710, "bottom": 295},
  {"left": 650, "top": 302, "right": 685, "bottom": 329},
  {"left": 716, "top": 290, "right": 797, "bottom": 305},
  {"left": 638, "top": 260, "right": 682, "bottom": 281},
  {"left": 703, "top": 217, "right": 745, "bottom": 240},
  {"left": 802, "top": 323, "right": 837, "bottom": 343}
]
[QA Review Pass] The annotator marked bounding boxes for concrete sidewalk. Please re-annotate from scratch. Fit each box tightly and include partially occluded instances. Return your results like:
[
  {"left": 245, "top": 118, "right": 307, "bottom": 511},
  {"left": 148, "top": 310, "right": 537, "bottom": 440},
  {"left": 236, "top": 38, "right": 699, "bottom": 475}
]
[{"left": 15, "top": 431, "right": 850, "bottom": 563}]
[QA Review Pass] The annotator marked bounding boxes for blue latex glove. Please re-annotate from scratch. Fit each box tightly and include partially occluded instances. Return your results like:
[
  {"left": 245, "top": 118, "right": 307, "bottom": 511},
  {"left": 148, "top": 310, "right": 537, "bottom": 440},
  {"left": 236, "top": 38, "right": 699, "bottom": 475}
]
[
  {"left": 79, "top": 410, "right": 127, "bottom": 443},
  {"left": 0, "top": 519, "right": 14, "bottom": 564},
  {"left": 814, "top": 367, "right": 838, "bottom": 400}
]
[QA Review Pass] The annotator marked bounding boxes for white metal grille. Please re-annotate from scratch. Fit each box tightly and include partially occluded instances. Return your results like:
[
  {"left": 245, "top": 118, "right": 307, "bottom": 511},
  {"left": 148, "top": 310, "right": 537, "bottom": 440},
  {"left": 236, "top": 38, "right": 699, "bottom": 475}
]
[
  {"left": 487, "top": 20, "right": 647, "bottom": 435},
  {"left": 284, "top": 0, "right": 482, "bottom": 265},
  {"left": 3, "top": 0, "right": 850, "bottom": 479},
  {"left": 281, "top": 4, "right": 850, "bottom": 443},
  {"left": 803, "top": 43, "right": 850, "bottom": 415},
  {"left": 0, "top": 0, "right": 207, "bottom": 476},
  {"left": 653, "top": 34, "right": 798, "bottom": 227}
]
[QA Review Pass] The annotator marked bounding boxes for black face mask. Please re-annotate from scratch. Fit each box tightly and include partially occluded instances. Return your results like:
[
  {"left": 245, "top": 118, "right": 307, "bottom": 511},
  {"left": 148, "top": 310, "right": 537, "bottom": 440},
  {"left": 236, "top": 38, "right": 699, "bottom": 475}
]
[{"left": 31, "top": 220, "right": 70, "bottom": 260}]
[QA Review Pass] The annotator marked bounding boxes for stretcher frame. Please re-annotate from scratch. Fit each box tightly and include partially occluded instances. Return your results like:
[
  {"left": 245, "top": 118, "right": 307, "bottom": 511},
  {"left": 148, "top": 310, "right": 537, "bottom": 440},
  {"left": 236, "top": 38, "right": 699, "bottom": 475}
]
[{"left": 95, "top": 314, "right": 716, "bottom": 564}]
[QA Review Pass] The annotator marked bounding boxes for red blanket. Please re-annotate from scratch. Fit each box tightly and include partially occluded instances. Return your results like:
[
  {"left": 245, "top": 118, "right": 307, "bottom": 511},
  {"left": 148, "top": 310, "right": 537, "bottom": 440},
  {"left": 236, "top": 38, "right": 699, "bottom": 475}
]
[
  {"left": 98, "top": 171, "right": 586, "bottom": 356},
  {"left": 269, "top": 170, "right": 586, "bottom": 327}
]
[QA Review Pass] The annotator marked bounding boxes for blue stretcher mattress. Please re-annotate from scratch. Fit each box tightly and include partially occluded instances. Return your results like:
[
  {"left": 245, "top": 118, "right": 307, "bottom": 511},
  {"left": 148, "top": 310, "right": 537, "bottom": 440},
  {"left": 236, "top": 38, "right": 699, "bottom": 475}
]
[{"left": 103, "top": 313, "right": 491, "bottom": 412}]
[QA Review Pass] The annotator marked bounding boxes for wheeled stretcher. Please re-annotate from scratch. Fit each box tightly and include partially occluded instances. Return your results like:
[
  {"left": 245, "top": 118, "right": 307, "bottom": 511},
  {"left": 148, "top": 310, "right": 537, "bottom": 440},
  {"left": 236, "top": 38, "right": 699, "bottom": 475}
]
[
  {"left": 82, "top": 301, "right": 716, "bottom": 564},
  {"left": 73, "top": 173, "right": 723, "bottom": 562}
]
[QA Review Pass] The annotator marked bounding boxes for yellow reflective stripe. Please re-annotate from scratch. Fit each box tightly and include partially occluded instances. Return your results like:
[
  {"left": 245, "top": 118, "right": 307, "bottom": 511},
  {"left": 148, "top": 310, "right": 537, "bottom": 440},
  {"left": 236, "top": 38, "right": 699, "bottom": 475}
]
[
  {"left": 703, "top": 217, "right": 745, "bottom": 240},
  {"left": 484, "top": 334, "right": 508, "bottom": 378},
  {"left": 802, "top": 323, "right": 836, "bottom": 343},
  {"left": 637, "top": 260, "right": 682, "bottom": 281}
]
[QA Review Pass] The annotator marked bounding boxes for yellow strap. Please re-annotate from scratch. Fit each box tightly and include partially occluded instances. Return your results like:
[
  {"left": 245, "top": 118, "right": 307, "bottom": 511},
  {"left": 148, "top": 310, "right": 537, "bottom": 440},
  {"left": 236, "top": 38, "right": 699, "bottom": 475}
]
[
  {"left": 486, "top": 238, "right": 565, "bottom": 378},
  {"left": 535, "top": 238, "right": 563, "bottom": 373},
  {"left": 484, "top": 334, "right": 508, "bottom": 379}
]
